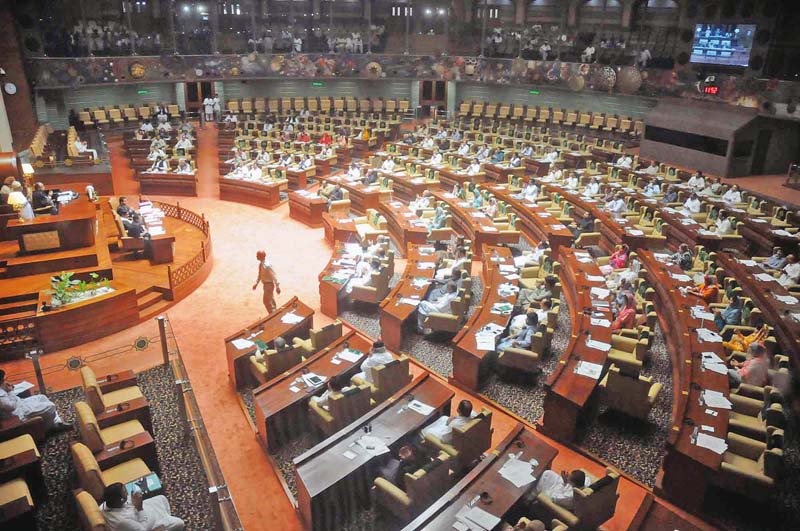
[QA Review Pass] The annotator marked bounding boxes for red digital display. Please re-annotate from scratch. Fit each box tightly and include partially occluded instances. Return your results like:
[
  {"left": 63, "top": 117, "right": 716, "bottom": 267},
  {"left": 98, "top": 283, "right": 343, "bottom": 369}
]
[{"left": 704, "top": 85, "right": 719, "bottom": 95}]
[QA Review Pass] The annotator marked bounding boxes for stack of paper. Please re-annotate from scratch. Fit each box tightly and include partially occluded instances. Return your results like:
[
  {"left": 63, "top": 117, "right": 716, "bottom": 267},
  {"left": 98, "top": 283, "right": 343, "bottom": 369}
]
[
  {"left": 701, "top": 352, "right": 728, "bottom": 375},
  {"left": 590, "top": 287, "right": 611, "bottom": 300},
  {"left": 577, "top": 256, "right": 594, "bottom": 264},
  {"left": 670, "top": 272, "right": 693, "bottom": 283},
  {"left": 575, "top": 361, "right": 604, "bottom": 379},
  {"left": 498, "top": 457, "right": 537, "bottom": 488},
  {"left": 697, "top": 328, "right": 723, "bottom": 343},
  {"left": 455, "top": 506, "right": 501, "bottom": 531},
  {"left": 418, "top": 262, "right": 435, "bottom": 270},
  {"left": 695, "top": 433, "right": 728, "bottom": 455},
  {"left": 585, "top": 338, "right": 611, "bottom": 352},
  {"left": 738, "top": 259, "right": 757, "bottom": 267},
  {"left": 775, "top": 294, "right": 799, "bottom": 305},
  {"left": 411, "top": 278, "right": 430, "bottom": 289},
  {"left": 586, "top": 274, "right": 605, "bottom": 282},
  {"left": 755, "top": 273, "right": 777, "bottom": 283},
  {"left": 407, "top": 400, "right": 435, "bottom": 416},
  {"left": 490, "top": 302, "right": 514, "bottom": 315},
  {"left": 338, "top": 349, "right": 362, "bottom": 363},
  {"left": 231, "top": 338, "right": 255, "bottom": 350},
  {"left": 399, "top": 298, "right": 421, "bottom": 306},
  {"left": 356, "top": 435, "right": 390, "bottom": 456},
  {"left": 702, "top": 389, "right": 733, "bottom": 409},
  {"left": 499, "top": 265, "right": 517, "bottom": 274},
  {"left": 690, "top": 306, "right": 716, "bottom": 321},
  {"left": 590, "top": 317, "right": 611, "bottom": 328}
]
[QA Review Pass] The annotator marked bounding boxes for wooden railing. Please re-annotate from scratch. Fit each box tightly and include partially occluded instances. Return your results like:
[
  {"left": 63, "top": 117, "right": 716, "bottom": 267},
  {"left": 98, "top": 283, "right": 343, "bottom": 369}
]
[{"left": 150, "top": 201, "right": 214, "bottom": 301}]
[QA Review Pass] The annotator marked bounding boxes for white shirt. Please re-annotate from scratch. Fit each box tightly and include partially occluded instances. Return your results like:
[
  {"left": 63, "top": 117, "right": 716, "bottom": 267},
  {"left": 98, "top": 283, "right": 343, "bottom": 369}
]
[
  {"left": 607, "top": 198, "right": 626, "bottom": 214},
  {"left": 467, "top": 163, "right": 481, "bottom": 175},
  {"left": 422, "top": 138, "right": 435, "bottom": 149},
  {"left": 300, "top": 158, "right": 313, "bottom": 169},
  {"left": 140, "top": 123, "right": 154, "bottom": 132},
  {"left": 779, "top": 262, "right": 800, "bottom": 286},
  {"left": 347, "top": 167, "right": 362, "bottom": 180},
  {"left": 643, "top": 165, "right": 659, "bottom": 174},
  {"left": 616, "top": 156, "right": 632, "bottom": 168},
  {"left": 565, "top": 177, "right": 579, "bottom": 190},
  {"left": 683, "top": 197, "right": 702, "bottom": 214},
  {"left": 715, "top": 217, "right": 734, "bottom": 235},
  {"left": 722, "top": 189, "right": 742, "bottom": 204},
  {"left": 687, "top": 175, "right": 705, "bottom": 189},
  {"left": 381, "top": 159, "right": 395, "bottom": 172},
  {"left": 430, "top": 153, "right": 443, "bottom": 164},
  {"left": 357, "top": 348, "right": 394, "bottom": 384},
  {"left": 643, "top": 183, "right": 660, "bottom": 196},
  {"left": 421, "top": 413, "right": 476, "bottom": 444},
  {"left": 458, "top": 144, "right": 470, "bottom": 155},
  {"left": 176, "top": 163, "right": 194, "bottom": 175},
  {"left": 543, "top": 152, "right": 558, "bottom": 163},
  {"left": 175, "top": 139, "right": 193, "bottom": 150},
  {"left": 584, "top": 182, "right": 600, "bottom": 196}
]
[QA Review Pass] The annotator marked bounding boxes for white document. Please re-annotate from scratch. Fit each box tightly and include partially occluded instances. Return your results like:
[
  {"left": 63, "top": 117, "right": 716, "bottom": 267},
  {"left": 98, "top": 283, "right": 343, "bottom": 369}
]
[
  {"left": 590, "top": 317, "right": 611, "bottom": 328},
  {"left": 552, "top": 224, "right": 567, "bottom": 230},
  {"left": 463, "top": 507, "right": 501, "bottom": 531},
  {"left": 475, "top": 333, "right": 497, "bottom": 351},
  {"left": 738, "top": 259, "right": 757, "bottom": 267},
  {"left": 695, "top": 433, "right": 728, "bottom": 455},
  {"left": 575, "top": 361, "right": 604, "bottom": 379},
  {"left": 590, "top": 287, "right": 611, "bottom": 300},
  {"left": 697, "top": 328, "right": 723, "bottom": 343},
  {"left": 754, "top": 273, "right": 777, "bottom": 283},
  {"left": 337, "top": 349, "right": 362, "bottom": 363},
  {"left": 701, "top": 425, "right": 715, "bottom": 433},
  {"left": 357, "top": 435, "right": 390, "bottom": 456},
  {"left": 504, "top": 273, "right": 520, "bottom": 281},
  {"left": 342, "top": 450, "right": 358, "bottom": 460},
  {"left": 586, "top": 275, "right": 605, "bottom": 282},
  {"left": 702, "top": 389, "right": 733, "bottom": 410},
  {"left": 690, "top": 306, "right": 716, "bottom": 321},
  {"left": 499, "top": 265, "right": 517, "bottom": 273},
  {"left": 407, "top": 400, "right": 435, "bottom": 416},
  {"left": 482, "top": 226, "right": 498, "bottom": 232},
  {"left": 232, "top": 338, "right": 255, "bottom": 350},
  {"left": 330, "top": 358, "right": 343, "bottom": 365},
  {"left": 670, "top": 273, "right": 693, "bottom": 283},
  {"left": 289, "top": 385, "right": 300, "bottom": 393},
  {"left": 399, "top": 297, "right": 421, "bottom": 306},
  {"left": 585, "top": 339, "right": 611, "bottom": 352},
  {"left": 411, "top": 278, "right": 431, "bottom": 289},
  {"left": 775, "top": 294, "right": 799, "bottom": 305},
  {"left": 281, "top": 312, "right": 305, "bottom": 325},
  {"left": 417, "top": 262, "right": 436, "bottom": 270},
  {"left": 11, "top": 381, "right": 34, "bottom": 396},
  {"left": 498, "top": 457, "right": 537, "bottom": 488}
]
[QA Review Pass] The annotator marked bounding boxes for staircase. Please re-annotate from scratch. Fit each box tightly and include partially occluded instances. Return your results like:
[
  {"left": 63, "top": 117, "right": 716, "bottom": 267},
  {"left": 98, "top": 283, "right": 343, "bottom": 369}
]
[
  {"left": 0, "top": 293, "right": 41, "bottom": 360},
  {"left": 136, "top": 286, "right": 172, "bottom": 321}
]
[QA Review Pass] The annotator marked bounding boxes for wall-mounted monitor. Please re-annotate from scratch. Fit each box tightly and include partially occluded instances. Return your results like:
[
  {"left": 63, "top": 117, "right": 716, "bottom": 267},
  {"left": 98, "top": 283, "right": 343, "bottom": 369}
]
[{"left": 690, "top": 24, "right": 757, "bottom": 67}]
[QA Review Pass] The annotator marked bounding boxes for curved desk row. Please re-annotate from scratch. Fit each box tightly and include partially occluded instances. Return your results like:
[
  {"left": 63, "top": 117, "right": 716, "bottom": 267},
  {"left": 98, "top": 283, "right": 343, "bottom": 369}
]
[
  {"left": 289, "top": 190, "right": 328, "bottom": 227},
  {"left": 638, "top": 250, "right": 730, "bottom": 513},
  {"left": 138, "top": 171, "right": 198, "bottom": 197},
  {"left": 541, "top": 247, "right": 613, "bottom": 442},
  {"left": 322, "top": 173, "right": 391, "bottom": 214},
  {"left": 378, "top": 200, "right": 434, "bottom": 255},
  {"left": 379, "top": 245, "right": 438, "bottom": 352},
  {"left": 219, "top": 176, "right": 287, "bottom": 209},
  {"left": 451, "top": 246, "right": 516, "bottom": 390}
]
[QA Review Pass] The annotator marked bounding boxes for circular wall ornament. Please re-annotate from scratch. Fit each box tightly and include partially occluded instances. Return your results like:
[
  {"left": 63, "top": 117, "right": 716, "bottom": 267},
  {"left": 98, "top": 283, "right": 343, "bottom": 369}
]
[
  {"left": 129, "top": 62, "right": 146, "bottom": 79},
  {"left": 3, "top": 82, "right": 17, "bottom": 95}
]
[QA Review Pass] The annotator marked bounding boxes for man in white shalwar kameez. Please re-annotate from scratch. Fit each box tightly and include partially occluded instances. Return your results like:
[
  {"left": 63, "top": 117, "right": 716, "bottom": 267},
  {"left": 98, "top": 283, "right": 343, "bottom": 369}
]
[
  {"left": 101, "top": 482, "right": 185, "bottom": 531},
  {"left": 535, "top": 469, "right": 591, "bottom": 510},
  {"left": 417, "top": 282, "right": 458, "bottom": 333},
  {"left": 421, "top": 399, "right": 475, "bottom": 445},
  {"left": 0, "top": 370, "right": 70, "bottom": 433},
  {"left": 352, "top": 341, "right": 394, "bottom": 384}
]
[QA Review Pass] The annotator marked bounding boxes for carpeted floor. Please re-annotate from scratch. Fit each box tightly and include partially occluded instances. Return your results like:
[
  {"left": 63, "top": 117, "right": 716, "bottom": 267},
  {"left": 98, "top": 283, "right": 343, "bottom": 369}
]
[{"left": 32, "top": 364, "right": 217, "bottom": 530}]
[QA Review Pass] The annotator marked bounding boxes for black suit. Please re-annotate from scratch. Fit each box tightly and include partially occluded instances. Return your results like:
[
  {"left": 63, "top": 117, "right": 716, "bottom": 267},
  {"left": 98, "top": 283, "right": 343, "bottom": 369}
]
[
  {"left": 32, "top": 190, "right": 53, "bottom": 212},
  {"left": 117, "top": 204, "right": 134, "bottom": 218}
]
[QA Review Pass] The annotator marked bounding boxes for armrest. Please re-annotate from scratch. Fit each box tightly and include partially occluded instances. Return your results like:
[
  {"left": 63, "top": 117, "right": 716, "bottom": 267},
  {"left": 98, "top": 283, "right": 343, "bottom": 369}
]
[
  {"left": 0, "top": 415, "right": 46, "bottom": 444},
  {"left": 309, "top": 400, "right": 334, "bottom": 423},
  {"left": 502, "top": 346, "right": 539, "bottom": 359},
  {"left": 94, "top": 431, "right": 156, "bottom": 470},
  {"left": 373, "top": 477, "right": 411, "bottom": 508},
  {"left": 97, "top": 370, "right": 137, "bottom": 394},
  {"left": 95, "top": 397, "right": 151, "bottom": 433},
  {"left": 423, "top": 433, "right": 457, "bottom": 457},
  {"left": 648, "top": 382, "right": 663, "bottom": 406},
  {"left": 731, "top": 393, "right": 763, "bottom": 417},
  {"left": 534, "top": 493, "right": 578, "bottom": 527},
  {"left": 720, "top": 461, "right": 773, "bottom": 486}
]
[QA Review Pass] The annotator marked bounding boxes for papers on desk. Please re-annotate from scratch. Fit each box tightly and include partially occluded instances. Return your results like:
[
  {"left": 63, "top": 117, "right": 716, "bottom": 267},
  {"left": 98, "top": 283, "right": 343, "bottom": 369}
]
[
  {"left": 11, "top": 381, "right": 34, "bottom": 396},
  {"left": 399, "top": 297, "right": 421, "bottom": 306},
  {"left": 482, "top": 225, "right": 498, "bottom": 232},
  {"left": 690, "top": 306, "right": 716, "bottom": 321},
  {"left": 337, "top": 349, "right": 362, "bottom": 363},
  {"left": 538, "top": 212, "right": 551, "bottom": 217},
  {"left": 419, "top": 246, "right": 435, "bottom": 254},
  {"left": 443, "top": 193, "right": 456, "bottom": 199},
  {"left": 344, "top": 243, "right": 361, "bottom": 255},
  {"left": 586, "top": 274, "right": 605, "bottom": 282},
  {"left": 696, "top": 328, "right": 723, "bottom": 343},
  {"left": 338, "top": 218, "right": 353, "bottom": 223},
  {"left": 701, "top": 352, "right": 728, "bottom": 375},
  {"left": 627, "top": 229, "right": 645, "bottom": 236},
  {"left": 499, "top": 265, "right": 517, "bottom": 274},
  {"left": 695, "top": 433, "right": 728, "bottom": 455},
  {"left": 289, "top": 385, "right": 301, "bottom": 393},
  {"left": 590, "top": 317, "right": 611, "bottom": 328},
  {"left": 738, "top": 259, "right": 757, "bottom": 267},
  {"left": 698, "top": 229, "right": 717, "bottom": 236},
  {"left": 342, "top": 450, "right": 358, "bottom": 460},
  {"left": 455, "top": 506, "right": 501, "bottom": 531},
  {"left": 356, "top": 435, "right": 390, "bottom": 456},
  {"left": 411, "top": 278, "right": 431, "bottom": 289},
  {"left": 459, "top": 201, "right": 472, "bottom": 208},
  {"left": 669, "top": 272, "right": 692, "bottom": 283},
  {"left": 281, "top": 312, "right": 305, "bottom": 325},
  {"left": 585, "top": 337, "right": 611, "bottom": 352},
  {"left": 574, "top": 361, "right": 604, "bottom": 379},
  {"left": 497, "top": 283, "right": 520, "bottom": 297},
  {"left": 301, "top": 372, "right": 327, "bottom": 388},
  {"left": 590, "top": 287, "right": 611, "bottom": 300},
  {"left": 231, "top": 338, "right": 255, "bottom": 350},
  {"left": 792, "top": 313, "right": 800, "bottom": 324},
  {"left": 702, "top": 389, "right": 732, "bottom": 410},
  {"left": 475, "top": 323, "right": 505, "bottom": 351},
  {"left": 504, "top": 273, "right": 520, "bottom": 281},
  {"left": 417, "top": 262, "right": 435, "bottom": 270},
  {"left": 470, "top": 212, "right": 487, "bottom": 219},
  {"left": 577, "top": 256, "right": 594, "bottom": 264},
  {"left": 654, "top": 252, "right": 670, "bottom": 262},
  {"left": 775, "top": 294, "right": 799, "bottom": 305},
  {"left": 772, "top": 229, "right": 799, "bottom": 238},
  {"left": 754, "top": 273, "right": 777, "bottom": 283},
  {"left": 498, "top": 456, "right": 539, "bottom": 488},
  {"left": 407, "top": 399, "right": 435, "bottom": 416},
  {"left": 490, "top": 302, "right": 514, "bottom": 315}
]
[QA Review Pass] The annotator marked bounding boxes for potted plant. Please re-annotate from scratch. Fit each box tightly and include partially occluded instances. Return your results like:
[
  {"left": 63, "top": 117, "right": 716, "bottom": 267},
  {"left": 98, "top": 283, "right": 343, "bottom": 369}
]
[{"left": 47, "top": 271, "right": 114, "bottom": 309}]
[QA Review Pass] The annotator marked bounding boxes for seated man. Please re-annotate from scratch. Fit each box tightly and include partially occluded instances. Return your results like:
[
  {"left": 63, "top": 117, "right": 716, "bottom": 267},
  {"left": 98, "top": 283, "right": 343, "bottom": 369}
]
[
  {"left": 687, "top": 171, "right": 705, "bottom": 190},
  {"left": 582, "top": 178, "right": 600, "bottom": 197},
  {"left": 669, "top": 243, "right": 693, "bottom": 271},
  {"left": 642, "top": 161, "right": 659, "bottom": 174},
  {"left": 430, "top": 149, "right": 443, "bottom": 165},
  {"left": 117, "top": 197, "right": 136, "bottom": 219},
  {"left": 0, "top": 369, "right": 71, "bottom": 433},
  {"left": 517, "top": 276, "right": 557, "bottom": 310},
  {"left": 467, "top": 159, "right": 482, "bottom": 176},
  {"left": 326, "top": 184, "right": 345, "bottom": 207},
  {"left": 491, "top": 149, "right": 506, "bottom": 163},
  {"left": 125, "top": 213, "right": 149, "bottom": 239},
  {"left": 642, "top": 180, "right": 660, "bottom": 197},
  {"left": 428, "top": 268, "right": 463, "bottom": 303},
  {"left": 435, "top": 248, "right": 468, "bottom": 282},
  {"left": 722, "top": 184, "right": 742, "bottom": 204},
  {"left": 378, "top": 444, "right": 431, "bottom": 490},
  {"left": 309, "top": 375, "right": 350, "bottom": 411},
  {"left": 353, "top": 341, "right": 393, "bottom": 384},
  {"left": 687, "top": 275, "right": 719, "bottom": 303},
  {"left": 497, "top": 312, "right": 538, "bottom": 353},
  {"left": 147, "top": 155, "right": 169, "bottom": 173},
  {"left": 381, "top": 156, "right": 396, "bottom": 172},
  {"left": 569, "top": 211, "right": 595, "bottom": 239},
  {"left": 762, "top": 247, "right": 787, "bottom": 271},
  {"left": 74, "top": 137, "right": 98, "bottom": 160},
  {"left": 606, "top": 193, "right": 626, "bottom": 214},
  {"left": 509, "top": 153, "right": 522, "bottom": 168},
  {"left": 417, "top": 281, "right": 459, "bottom": 334},
  {"left": 174, "top": 159, "right": 194, "bottom": 175},
  {"left": 729, "top": 342, "right": 769, "bottom": 388},
  {"left": 362, "top": 169, "right": 379, "bottom": 186},
  {"left": 778, "top": 254, "right": 800, "bottom": 287},
  {"left": 174, "top": 133, "right": 193, "bottom": 151},
  {"left": 714, "top": 294, "right": 742, "bottom": 331},
  {"left": 661, "top": 185, "right": 679, "bottom": 204},
  {"left": 535, "top": 469, "right": 591, "bottom": 510},
  {"left": 711, "top": 211, "right": 734, "bottom": 236},
  {"left": 421, "top": 399, "right": 475, "bottom": 445},
  {"left": 100, "top": 482, "right": 185, "bottom": 531},
  {"left": 31, "top": 182, "right": 54, "bottom": 213},
  {"left": 681, "top": 192, "right": 702, "bottom": 215}
]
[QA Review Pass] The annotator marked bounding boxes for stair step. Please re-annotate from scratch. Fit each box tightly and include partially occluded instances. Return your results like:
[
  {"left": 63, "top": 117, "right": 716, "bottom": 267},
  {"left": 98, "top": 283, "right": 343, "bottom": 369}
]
[
  {"left": 136, "top": 291, "right": 164, "bottom": 312},
  {"left": 136, "top": 285, "right": 157, "bottom": 297},
  {"left": 138, "top": 299, "right": 172, "bottom": 321},
  {"left": 0, "top": 308, "right": 38, "bottom": 321}
]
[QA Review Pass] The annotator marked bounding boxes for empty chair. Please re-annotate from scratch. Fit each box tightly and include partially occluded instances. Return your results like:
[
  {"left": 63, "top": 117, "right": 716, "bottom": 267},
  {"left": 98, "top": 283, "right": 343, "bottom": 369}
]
[
  {"left": 354, "top": 209, "right": 389, "bottom": 242},
  {"left": 711, "top": 428, "right": 784, "bottom": 502},
  {"left": 74, "top": 401, "right": 149, "bottom": 456},
  {"left": 249, "top": 341, "right": 305, "bottom": 385},
  {"left": 71, "top": 442, "right": 153, "bottom": 501},
  {"left": 81, "top": 366, "right": 144, "bottom": 415},
  {"left": 606, "top": 334, "right": 645, "bottom": 374},
  {"left": 598, "top": 364, "right": 662, "bottom": 420},
  {"left": 0, "top": 478, "right": 35, "bottom": 529},
  {"left": 495, "top": 324, "right": 549, "bottom": 377}
]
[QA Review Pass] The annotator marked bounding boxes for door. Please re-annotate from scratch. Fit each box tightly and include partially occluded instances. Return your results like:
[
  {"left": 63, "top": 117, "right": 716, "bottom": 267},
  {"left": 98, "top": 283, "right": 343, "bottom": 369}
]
[
  {"left": 751, "top": 129, "right": 772, "bottom": 175},
  {"left": 185, "top": 82, "right": 215, "bottom": 114},
  {"left": 419, "top": 80, "right": 446, "bottom": 118}
]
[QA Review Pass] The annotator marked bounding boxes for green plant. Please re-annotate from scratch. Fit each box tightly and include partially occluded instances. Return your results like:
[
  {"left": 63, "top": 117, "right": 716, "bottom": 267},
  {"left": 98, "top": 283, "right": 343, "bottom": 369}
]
[{"left": 50, "top": 271, "right": 80, "bottom": 305}]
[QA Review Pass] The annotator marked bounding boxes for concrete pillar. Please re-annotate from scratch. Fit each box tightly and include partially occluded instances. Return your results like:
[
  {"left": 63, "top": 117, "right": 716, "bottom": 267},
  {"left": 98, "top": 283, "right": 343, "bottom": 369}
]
[
  {"left": 0, "top": 91, "right": 13, "bottom": 152},
  {"left": 175, "top": 83, "right": 187, "bottom": 111},
  {"left": 214, "top": 81, "right": 226, "bottom": 102},
  {"left": 446, "top": 81, "right": 457, "bottom": 118},
  {"left": 410, "top": 81, "right": 421, "bottom": 112},
  {"left": 514, "top": 0, "right": 526, "bottom": 26},
  {"left": 621, "top": 0, "right": 635, "bottom": 29},
  {"left": 567, "top": 0, "right": 580, "bottom": 28},
  {"left": 34, "top": 93, "right": 49, "bottom": 123}
]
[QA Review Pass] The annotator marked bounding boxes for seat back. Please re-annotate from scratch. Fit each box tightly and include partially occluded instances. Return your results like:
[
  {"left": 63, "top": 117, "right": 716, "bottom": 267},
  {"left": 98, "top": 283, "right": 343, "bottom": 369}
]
[
  {"left": 267, "top": 346, "right": 305, "bottom": 377},
  {"left": 602, "top": 365, "right": 657, "bottom": 418},
  {"left": 451, "top": 409, "right": 493, "bottom": 468},
  {"left": 71, "top": 442, "right": 106, "bottom": 500},
  {"left": 573, "top": 469, "right": 620, "bottom": 530},
  {"left": 328, "top": 384, "right": 372, "bottom": 430},
  {"left": 75, "top": 401, "right": 105, "bottom": 452},
  {"left": 405, "top": 452, "right": 453, "bottom": 506},
  {"left": 75, "top": 489, "right": 108, "bottom": 531},
  {"left": 371, "top": 355, "right": 412, "bottom": 403},
  {"left": 81, "top": 366, "right": 106, "bottom": 413},
  {"left": 310, "top": 319, "right": 343, "bottom": 350}
]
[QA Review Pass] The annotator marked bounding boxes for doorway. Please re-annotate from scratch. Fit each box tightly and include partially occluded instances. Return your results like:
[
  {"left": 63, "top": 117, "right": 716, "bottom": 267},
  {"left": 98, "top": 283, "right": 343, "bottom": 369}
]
[
  {"left": 185, "top": 82, "right": 214, "bottom": 114},
  {"left": 751, "top": 129, "right": 772, "bottom": 175},
  {"left": 419, "top": 80, "right": 446, "bottom": 118}
]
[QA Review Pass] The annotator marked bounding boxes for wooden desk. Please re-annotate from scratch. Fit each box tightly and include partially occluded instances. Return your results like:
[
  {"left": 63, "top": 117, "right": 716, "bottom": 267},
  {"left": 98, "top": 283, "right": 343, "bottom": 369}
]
[
  {"left": 483, "top": 162, "right": 525, "bottom": 183},
  {"left": 716, "top": 253, "right": 800, "bottom": 367},
  {"left": 318, "top": 242, "right": 360, "bottom": 319},
  {"left": 94, "top": 430, "right": 158, "bottom": 472},
  {"left": 379, "top": 200, "right": 432, "bottom": 254},
  {"left": 146, "top": 235, "right": 175, "bottom": 265},
  {"left": 402, "top": 423, "right": 558, "bottom": 531},
  {"left": 541, "top": 248, "right": 613, "bottom": 442},
  {"left": 379, "top": 170, "right": 436, "bottom": 203},
  {"left": 5, "top": 185, "right": 96, "bottom": 252},
  {"left": 322, "top": 212, "right": 358, "bottom": 246},
  {"left": 524, "top": 157, "right": 552, "bottom": 177},
  {"left": 487, "top": 184, "right": 574, "bottom": 253},
  {"left": 641, "top": 199, "right": 723, "bottom": 251},
  {"left": 451, "top": 247, "right": 516, "bottom": 390},
  {"left": 289, "top": 191, "right": 328, "bottom": 227},
  {"left": 287, "top": 167, "right": 316, "bottom": 190},
  {"left": 294, "top": 374, "right": 454, "bottom": 531},
  {"left": 438, "top": 167, "right": 486, "bottom": 190},
  {"left": 224, "top": 297, "right": 314, "bottom": 389},
  {"left": 323, "top": 174, "right": 389, "bottom": 214},
  {"left": 219, "top": 176, "right": 286, "bottom": 209},
  {"left": 138, "top": 172, "right": 198, "bottom": 197},
  {"left": 379, "top": 246, "right": 437, "bottom": 352},
  {"left": 432, "top": 191, "right": 520, "bottom": 258},
  {"left": 638, "top": 250, "right": 729, "bottom": 512},
  {"left": 253, "top": 331, "right": 367, "bottom": 452}
]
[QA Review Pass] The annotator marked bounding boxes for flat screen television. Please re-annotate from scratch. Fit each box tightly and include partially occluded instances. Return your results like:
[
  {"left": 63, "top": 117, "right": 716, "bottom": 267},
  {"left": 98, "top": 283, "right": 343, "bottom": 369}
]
[{"left": 690, "top": 24, "right": 757, "bottom": 67}]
